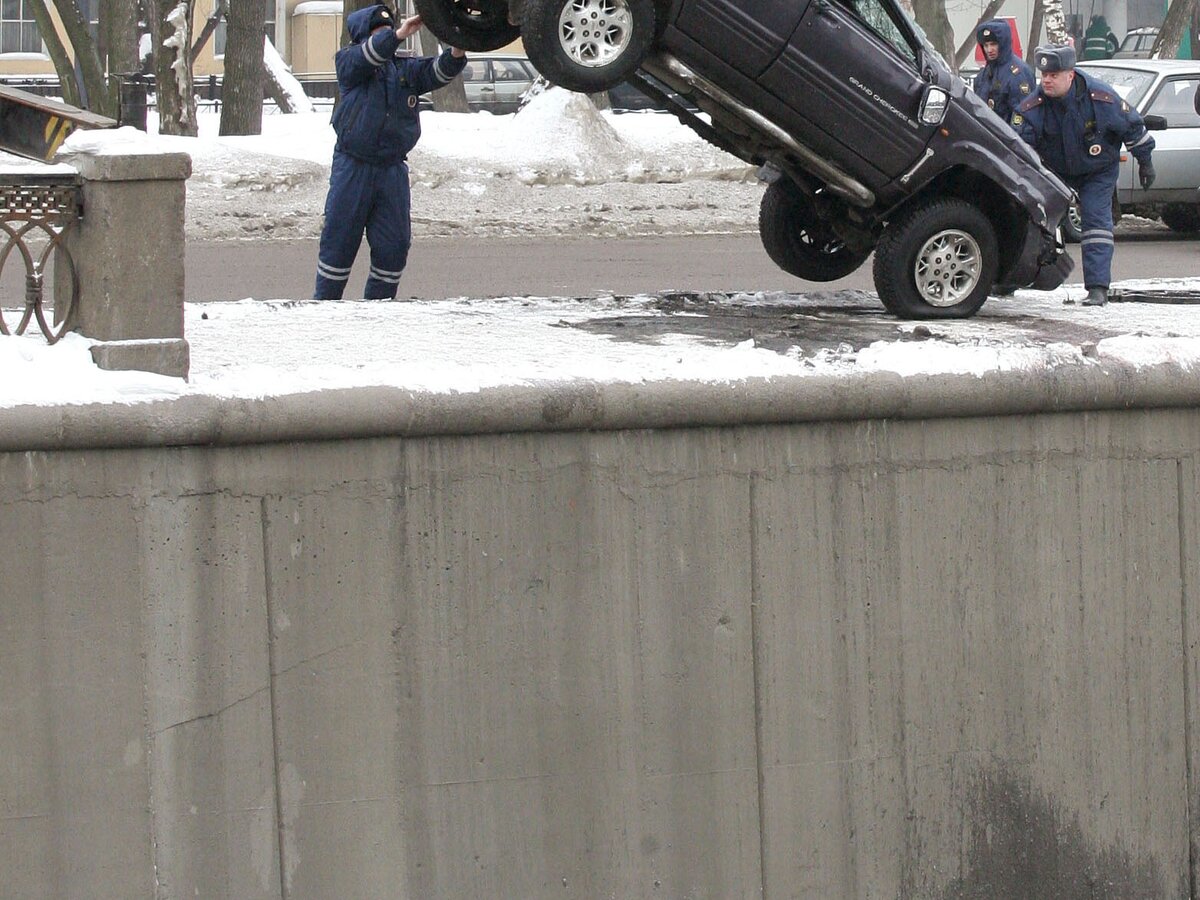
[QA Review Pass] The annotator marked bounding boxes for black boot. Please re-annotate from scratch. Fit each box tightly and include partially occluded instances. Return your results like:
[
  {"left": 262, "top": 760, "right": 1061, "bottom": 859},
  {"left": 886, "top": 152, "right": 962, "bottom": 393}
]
[{"left": 1082, "top": 286, "right": 1108, "bottom": 307}]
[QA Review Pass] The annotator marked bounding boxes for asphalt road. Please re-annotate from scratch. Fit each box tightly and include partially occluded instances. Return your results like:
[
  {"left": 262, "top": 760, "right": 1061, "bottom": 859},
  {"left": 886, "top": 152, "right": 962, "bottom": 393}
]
[{"left": 186, "top": 230, "right": 1200, "bottom": 304}]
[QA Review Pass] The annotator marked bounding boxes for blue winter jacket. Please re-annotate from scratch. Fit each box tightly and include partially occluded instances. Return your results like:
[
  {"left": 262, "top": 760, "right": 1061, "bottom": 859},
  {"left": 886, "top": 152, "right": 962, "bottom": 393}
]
[
  {"left": 331, "top": 6, "right": 467, "bottom": 165},
  {"left": 1016, "top": 69, "right": 1154, "bottom": 178},
  {"left": 972, "top": 19, "right": 1034, "bottom": 127}
]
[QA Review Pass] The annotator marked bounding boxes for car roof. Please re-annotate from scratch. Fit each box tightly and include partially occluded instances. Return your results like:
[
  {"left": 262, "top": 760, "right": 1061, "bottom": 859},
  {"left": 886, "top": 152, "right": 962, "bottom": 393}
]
[{"left": 1078, "top": 58, "right": 1198, "bottom": 75}]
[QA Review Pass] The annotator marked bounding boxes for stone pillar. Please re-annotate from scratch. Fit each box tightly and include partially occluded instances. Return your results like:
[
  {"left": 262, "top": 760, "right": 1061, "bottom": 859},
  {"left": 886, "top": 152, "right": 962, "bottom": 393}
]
[{"left": 55, "top": 149, "right": 192, "bottom": 379}]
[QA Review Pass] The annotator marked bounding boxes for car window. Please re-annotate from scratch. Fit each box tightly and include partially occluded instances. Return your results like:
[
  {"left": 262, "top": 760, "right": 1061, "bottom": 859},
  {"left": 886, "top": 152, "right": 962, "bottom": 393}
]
[
  {"left": 1146, "top": 77, "right": 1200, "bottom": 127},
  {"left": 461, "top": 60, "right": 488, "bottom": 83},
  {"left": 494, "top": 60, "right": 529, "bottom": 82},
  {"left": 1078, "top": 65, "right": 1157, "bottom": 106},
  {"left": 839, "top": 0, "right": 917, "bottom": 65}
]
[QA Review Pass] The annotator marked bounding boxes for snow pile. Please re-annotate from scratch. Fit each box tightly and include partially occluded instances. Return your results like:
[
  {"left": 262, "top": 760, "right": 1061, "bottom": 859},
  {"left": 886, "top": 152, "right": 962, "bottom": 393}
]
[{"left": 410, "top": 87, "right": 750, "bottom": 187}]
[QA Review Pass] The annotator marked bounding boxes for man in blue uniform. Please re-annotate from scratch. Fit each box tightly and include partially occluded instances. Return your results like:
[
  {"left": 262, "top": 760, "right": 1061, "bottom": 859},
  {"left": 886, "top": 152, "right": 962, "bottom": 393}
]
[
  {"left": 314, "top": 5, "right": 467, "bottom": 301},
  {"left": 1016, "top": 45, "right": 1155, "bottom": 307},
  {"left": 973, "top": 19, "right": 1034, "bottom": 128}
]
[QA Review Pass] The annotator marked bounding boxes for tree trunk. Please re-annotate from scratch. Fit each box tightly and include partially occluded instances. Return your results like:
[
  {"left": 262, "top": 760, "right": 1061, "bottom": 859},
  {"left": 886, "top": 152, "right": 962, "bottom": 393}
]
[
  {"left": 418, "top": 26, "right": 470, "bottom": 112},
  {"left": 1041, "top": 0, "right": 1068, "bottom": 45},
  {"left": 1152, "top": 0, "right": 1198, "bottom": 58},
  {"left": 147, "top": 0, "right": 199, "bottom": 136},
  {"left": 953, "top": 0, "right": 1007, "bottom": 68},
  {"left": 48, "top": 0, "right": 114, "bottom": 115},
  {"left": 219, "top": 0, "right": 265, "bottom": 135},
  {"left": 911, "top": 0, "right": 955, "bottom": 68},
  {"left": 103, "top": 0, "right": 142, "bottom": 76},
  {"left": 28, "top": 2, "right": 82, "bottom": 107},
  {"left": 1026, "top": 0, "right": 1045, "bottom": 63}
]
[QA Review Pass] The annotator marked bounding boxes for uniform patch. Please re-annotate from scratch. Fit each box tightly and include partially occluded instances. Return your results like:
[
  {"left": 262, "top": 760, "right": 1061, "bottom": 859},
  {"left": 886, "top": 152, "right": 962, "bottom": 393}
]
[
  {"left": 1010, "top": 64, "right": 1020, "bottom": 74},
  {"left": 1089, "top": 143, "right": 1102, "bottom": 156},
  {"left": 1121, "top": 101, "right": 1129, "bottom": 112},
  {"left": 1012, "top": 113, "right": 1023, "bottom": 125},
  {"left": 1019, "top": 83, "right": 1030, "bottom": 93},
  {"left": 408, "top": 94, "right": 417, "bottom": 108}
]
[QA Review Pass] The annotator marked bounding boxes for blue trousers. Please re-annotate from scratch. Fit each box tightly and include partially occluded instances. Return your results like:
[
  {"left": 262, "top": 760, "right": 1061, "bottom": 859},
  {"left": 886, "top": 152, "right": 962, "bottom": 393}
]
[
  {"left": 1065, "top": 165, "right": 1119, "bottom": 290},
  {"left": 315, "top": 153, "right": 411, "bottom": 300}
]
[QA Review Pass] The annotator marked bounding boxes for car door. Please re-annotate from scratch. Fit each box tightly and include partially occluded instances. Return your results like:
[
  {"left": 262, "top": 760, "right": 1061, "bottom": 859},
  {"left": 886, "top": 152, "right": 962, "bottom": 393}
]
[
  {"left": 1131, "top": 75, "right": 1200, "bottom": 203},
  {"left": 757, "top": 0, "right": 936, "bottom": 179},
  {"left": 460, "top": 59, "right": 493, "bottom": 112},
  {"left": 491, "top": 59, "right": 533, "bottom": 113},
  {"left": 674, "top": 0, "right": 808, "bottom": 80}
]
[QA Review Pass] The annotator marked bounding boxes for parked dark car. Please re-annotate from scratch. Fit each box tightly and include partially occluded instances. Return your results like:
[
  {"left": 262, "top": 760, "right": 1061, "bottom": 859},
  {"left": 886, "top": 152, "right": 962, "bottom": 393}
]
[{"left": 415, "top": 0, "right": 1073, "bottom": 318}]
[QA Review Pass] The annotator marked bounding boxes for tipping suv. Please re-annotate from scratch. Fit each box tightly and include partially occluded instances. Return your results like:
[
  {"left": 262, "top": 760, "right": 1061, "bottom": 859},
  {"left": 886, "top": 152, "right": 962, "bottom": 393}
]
[{"left": 414, "top": 0, "right": 1074, "bottom": 318}]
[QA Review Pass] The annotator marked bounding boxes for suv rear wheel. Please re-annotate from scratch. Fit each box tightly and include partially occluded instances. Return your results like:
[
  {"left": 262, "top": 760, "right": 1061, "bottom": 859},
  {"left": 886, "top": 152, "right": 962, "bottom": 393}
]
[
  {"left": 413, "top": 0, "right": 520, "bottom": 52},
  {"left": 521, "top": 0, "right": 655, "bottom": 93},
  {"left": 759, "top": 179, "right": 870, "bottom": 281},
  {"left": 873, "top": 198, "right": 998, "bottom": 319},
  {"left": 1161, "top": 203, "right": 1200, "bottom": 234}
]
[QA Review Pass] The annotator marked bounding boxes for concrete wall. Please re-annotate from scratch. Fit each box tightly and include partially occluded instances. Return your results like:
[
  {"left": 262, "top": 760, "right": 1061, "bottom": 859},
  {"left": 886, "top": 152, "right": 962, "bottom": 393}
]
[{"left": 2, "top": 371, "right": 1199, "bottom": 898}]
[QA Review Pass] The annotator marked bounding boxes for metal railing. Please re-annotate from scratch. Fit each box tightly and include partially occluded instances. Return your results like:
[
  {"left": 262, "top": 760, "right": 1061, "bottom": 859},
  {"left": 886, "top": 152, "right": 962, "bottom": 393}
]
[{"left": 0, "top": 174, "right": 81, "bottom": 344}]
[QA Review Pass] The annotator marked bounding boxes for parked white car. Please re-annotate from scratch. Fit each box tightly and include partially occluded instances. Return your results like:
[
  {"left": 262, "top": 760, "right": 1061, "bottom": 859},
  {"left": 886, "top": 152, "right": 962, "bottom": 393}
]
[{"left": 1078, "top": 59, "right": 1200, "bottom": 233}]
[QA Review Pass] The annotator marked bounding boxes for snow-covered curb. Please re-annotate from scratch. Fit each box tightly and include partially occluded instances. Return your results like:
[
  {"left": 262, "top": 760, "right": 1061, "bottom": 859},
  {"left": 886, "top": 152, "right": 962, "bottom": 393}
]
[{"left": 5, "top": 356, "right": 1200, "bottom": 452}]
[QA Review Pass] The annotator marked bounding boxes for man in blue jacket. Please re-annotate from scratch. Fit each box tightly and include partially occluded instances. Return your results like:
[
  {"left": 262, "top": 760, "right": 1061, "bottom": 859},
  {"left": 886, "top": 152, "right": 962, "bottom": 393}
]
[
  {"left": 314, "top": 5, "right": 467, "bottom": 300},
  {"left": 1016, "top": 45, "right": 1155, "bottom": 307},
  {"left": 973, "top": 19, "right": 1034, "bottom": 128}
]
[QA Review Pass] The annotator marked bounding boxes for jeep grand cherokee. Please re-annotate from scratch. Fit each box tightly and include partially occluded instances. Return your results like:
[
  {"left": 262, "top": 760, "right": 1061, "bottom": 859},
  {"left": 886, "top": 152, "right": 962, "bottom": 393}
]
[{"left": 415, "top": 0, "right": 1074, "bottom": 318}]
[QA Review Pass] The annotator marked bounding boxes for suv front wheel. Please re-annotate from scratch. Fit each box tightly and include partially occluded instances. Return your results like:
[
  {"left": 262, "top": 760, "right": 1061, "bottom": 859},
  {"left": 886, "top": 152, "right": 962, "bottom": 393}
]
[
  {"left": 759, "top": 179, "right": 870, "bottom": 281},
  {"left": 521, "top": 0, "right": 656, "bottom": 93},
  {"left": 873, "top": 198, "right": 998, "bottom": 319}
]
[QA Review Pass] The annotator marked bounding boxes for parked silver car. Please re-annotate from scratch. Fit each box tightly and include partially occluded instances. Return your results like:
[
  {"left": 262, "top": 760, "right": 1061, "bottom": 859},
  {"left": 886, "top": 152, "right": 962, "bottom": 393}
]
[
  {"left": 459, "top": 54, "right": 537, "bottom": 114},
  {"left": 1077, "top": 59, "right": 1200, "bottom": 232}
]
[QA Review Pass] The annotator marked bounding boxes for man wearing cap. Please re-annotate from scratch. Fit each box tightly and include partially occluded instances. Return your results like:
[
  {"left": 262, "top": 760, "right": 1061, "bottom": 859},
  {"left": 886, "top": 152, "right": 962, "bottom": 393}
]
[
  {"left": 973, "top": 19, "right": 1034, "bottom": 129},
  {"left": 314, "top": 5, "right": 467, "bottom": 301},
  {"left": 1016, "top": 45, "right": 1155, "bottom": 307}
]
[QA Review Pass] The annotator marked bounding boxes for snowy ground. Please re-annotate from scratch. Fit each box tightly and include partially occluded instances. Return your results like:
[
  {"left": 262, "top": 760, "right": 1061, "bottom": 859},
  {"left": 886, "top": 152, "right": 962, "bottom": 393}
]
[
  {"left": 172, "top": 90, "right": 760, "bottom": 242},
  {"left": 0, "top": 89, "right": 1197, "bottom": 410}
]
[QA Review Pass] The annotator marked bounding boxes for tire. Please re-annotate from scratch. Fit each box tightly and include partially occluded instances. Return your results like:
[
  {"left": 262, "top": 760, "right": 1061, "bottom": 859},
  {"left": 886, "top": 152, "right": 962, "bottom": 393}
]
[
  {"left": 1161, "top": 203, "right": 1200, "bottom": 233},
  {"left": 520, "top": 0, "right": 656, "bottom": 93},
  {"left": 413, "top": 0, "right": 520, "bottom": 52},
  {"left": 873, "top": 198, "right": 999, "bottom": 319},
  {"left": 758, "top": 179, "right": 869, "bottom": 282},
  {"left": 1061, "top": 200, "right": 1082, "bottom": 243}
]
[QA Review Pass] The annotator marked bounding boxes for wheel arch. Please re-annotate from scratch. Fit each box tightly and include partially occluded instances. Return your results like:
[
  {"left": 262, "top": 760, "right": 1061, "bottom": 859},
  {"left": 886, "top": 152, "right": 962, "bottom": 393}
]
[{"left": 885, "top": 166, "right": 1035, "bottom": 284}]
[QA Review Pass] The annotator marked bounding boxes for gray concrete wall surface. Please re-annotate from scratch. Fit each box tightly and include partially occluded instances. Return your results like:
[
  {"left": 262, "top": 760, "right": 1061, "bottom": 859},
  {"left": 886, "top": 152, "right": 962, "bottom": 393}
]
[{"left": 2, "top": 372, "right": 1199, "bottom": 898}]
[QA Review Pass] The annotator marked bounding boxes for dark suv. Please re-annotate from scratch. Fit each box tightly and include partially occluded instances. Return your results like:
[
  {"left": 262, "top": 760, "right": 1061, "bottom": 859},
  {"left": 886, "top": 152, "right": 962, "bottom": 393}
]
[{"left": 415, "top": 0, "right": 1073, "bottom": 318}]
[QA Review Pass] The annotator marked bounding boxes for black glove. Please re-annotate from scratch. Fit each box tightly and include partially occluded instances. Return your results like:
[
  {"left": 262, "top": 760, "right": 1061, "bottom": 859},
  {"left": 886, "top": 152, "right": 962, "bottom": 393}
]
[{"left": 1139, "top": 161, "right": 1156, "bottom": 190}]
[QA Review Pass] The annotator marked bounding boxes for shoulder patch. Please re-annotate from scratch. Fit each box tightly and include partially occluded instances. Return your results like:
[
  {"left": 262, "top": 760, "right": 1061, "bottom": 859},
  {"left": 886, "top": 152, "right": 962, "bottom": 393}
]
[
  {"left": 1090, "top": 90, "right": 1114, "bottom": 103},
  {"left": 1012, "top": 113, "right": 1024, "bottom": 126},
  {"left": 1018, "top": 94, "right": 1043, "bottom": 112},
  {"left": 1019, "top": 82, "right": 1030, "bottom": 93}
]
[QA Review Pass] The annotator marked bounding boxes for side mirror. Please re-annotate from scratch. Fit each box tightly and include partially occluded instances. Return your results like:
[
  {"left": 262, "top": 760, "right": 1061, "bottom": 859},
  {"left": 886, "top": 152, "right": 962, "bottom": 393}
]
[
  {"left": 919, "top": 85, "right": 949, "bottom": 126},
  {"left": 1143, "top": 114, "right": 1168, "bottom": 131}
]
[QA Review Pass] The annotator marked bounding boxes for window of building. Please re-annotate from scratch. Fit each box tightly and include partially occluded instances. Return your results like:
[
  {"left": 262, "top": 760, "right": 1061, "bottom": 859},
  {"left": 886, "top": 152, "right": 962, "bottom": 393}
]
[
  {"left": 0, "top": 0, "right": 41, "bottom": 54},
  {"left": 215, "top": 0, "right": 277, "bottom": 57}
]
